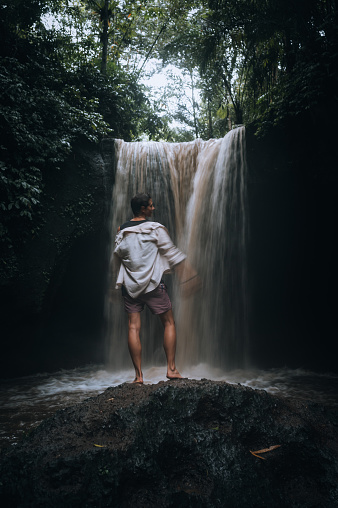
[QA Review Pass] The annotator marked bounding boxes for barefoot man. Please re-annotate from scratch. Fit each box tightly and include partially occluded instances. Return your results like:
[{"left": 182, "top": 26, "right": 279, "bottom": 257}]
[{"left": 113, "top": 192, "right": 199, "bottom": 383}]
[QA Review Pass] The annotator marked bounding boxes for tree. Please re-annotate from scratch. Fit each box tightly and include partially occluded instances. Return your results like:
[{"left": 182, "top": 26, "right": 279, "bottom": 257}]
[
  {"left": 85, "top": 0, "right": 112, "bottom": 73},
  {"left": 197, "top": 0, "right": 338, "bottom": 129},
  {"left": 0, "top": 0, "right": 171, "bottom": 249},
  {"left": 156, "top": 0, "right": 338, "bottom": 136}
]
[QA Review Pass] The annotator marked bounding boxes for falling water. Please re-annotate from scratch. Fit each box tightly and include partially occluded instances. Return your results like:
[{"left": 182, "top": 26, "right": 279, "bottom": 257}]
[
  {"left": 176, "top": 127, "right": 249, "bottom": 368},
  {"left": 106, "top": 127, "right": 249, "bottom": 371}
]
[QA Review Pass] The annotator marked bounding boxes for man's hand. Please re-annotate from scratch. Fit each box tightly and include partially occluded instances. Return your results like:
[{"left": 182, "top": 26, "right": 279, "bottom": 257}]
[{"left": 109, "top": 287, "right": 121, "bottom": 302}]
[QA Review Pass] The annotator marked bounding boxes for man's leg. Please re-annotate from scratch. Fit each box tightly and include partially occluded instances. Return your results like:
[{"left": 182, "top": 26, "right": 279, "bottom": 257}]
[
  {"left": 128, "top": 312, "right": 143, "bottom": 383},
  {"left": 159, "top": 309, "right": 182, "bottom": 379}
]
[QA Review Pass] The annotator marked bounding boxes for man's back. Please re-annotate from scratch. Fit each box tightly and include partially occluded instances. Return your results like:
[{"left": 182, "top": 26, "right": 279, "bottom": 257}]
[{"left": 114, "top": 221, "right": 186, "bottom": 298}]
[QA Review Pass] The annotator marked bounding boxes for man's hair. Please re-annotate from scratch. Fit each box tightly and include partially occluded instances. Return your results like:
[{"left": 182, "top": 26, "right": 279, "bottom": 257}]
[{"left": 131, "top": 193, "right": 151, "bottom": 216}]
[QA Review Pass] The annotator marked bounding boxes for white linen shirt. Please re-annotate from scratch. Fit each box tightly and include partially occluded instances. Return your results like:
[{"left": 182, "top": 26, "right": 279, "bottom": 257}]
[{"left": 113, "top": 221, "right": 186, "bottom": 298}]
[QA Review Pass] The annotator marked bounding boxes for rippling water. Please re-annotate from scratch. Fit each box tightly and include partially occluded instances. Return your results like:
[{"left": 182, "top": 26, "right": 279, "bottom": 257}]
[{"left": 1, "top": 364, "right": 337, "bottom": 451}]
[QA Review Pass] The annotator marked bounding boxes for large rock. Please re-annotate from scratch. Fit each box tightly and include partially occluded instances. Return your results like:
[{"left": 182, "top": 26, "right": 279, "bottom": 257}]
[{"left": 0, "top": 380, "right": 337, "bottom": 507}]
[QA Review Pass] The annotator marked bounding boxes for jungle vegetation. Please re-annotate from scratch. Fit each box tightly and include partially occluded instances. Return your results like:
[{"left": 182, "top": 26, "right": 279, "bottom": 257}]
[{"left": 1, "top": 0, "right": 337, "bottom": 247}]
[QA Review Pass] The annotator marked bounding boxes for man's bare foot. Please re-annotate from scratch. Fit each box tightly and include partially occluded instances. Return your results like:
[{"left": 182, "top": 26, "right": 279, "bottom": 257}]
[
  {"left": 132, "top": 372, "right": 143, "bottom": 384},
  {"left": 166, "top": 368, "right": 184, "bottom": 380}
]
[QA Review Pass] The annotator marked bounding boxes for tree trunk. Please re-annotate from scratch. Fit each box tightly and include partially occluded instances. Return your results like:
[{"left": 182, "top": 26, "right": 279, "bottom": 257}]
[
  {"left": 101, "top": 0, "right": 109, "bottom": 74},
  {"left": 207, "top": 96, "right": 213, "bottom": 139},
  {"left": 190, "top": 69, "right": 199, "bottom": 138}
]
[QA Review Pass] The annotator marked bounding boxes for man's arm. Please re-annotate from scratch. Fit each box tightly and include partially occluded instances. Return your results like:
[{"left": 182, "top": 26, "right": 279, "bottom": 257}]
[
  {"left": 156, "top": 227, "right": 186, "bottom": 269},
  {"left": 156, "top": 227, "right": 201, "bottom": 296}
]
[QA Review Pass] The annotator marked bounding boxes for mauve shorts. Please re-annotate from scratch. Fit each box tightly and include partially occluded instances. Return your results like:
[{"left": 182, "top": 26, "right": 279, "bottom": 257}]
[{"left": 123, "top": 282, "right": 172, "bottom": 315}]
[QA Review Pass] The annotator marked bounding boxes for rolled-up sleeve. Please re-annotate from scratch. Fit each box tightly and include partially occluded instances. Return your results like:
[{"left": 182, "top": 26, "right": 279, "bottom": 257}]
[{"left": 156, "top": 227, "right": 186, "bottom": 269}]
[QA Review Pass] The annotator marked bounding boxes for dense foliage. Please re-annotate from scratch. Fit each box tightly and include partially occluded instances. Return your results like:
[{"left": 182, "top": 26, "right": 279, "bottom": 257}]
[
  {"left": 0, "top": 1, "right": 168, "bottom": 248},
  {"left": 1, "top": 0, "right": 337, "bottom": 248},
  {"left": 159, "top": 0, "right": 338, "bottom": 134}
]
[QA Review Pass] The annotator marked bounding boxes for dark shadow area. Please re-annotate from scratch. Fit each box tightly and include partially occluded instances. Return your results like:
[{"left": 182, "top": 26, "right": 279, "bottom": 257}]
[
  {"left": 0, "top": 139, "right": 115, "bottom": 379},
  {"left": 247, "top": 119, "right": 338, "bottom": 373},
  {"left": 0, "top": 232, "right": 108, "bottom": 377},
  {"left": 39, "top": 231, "right": 108, "bottom": 370}
]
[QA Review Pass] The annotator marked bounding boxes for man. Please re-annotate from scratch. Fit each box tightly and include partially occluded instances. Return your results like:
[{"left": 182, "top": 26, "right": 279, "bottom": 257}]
[{"left": 113, "top": 192, "right": 199, "bottom": 383}]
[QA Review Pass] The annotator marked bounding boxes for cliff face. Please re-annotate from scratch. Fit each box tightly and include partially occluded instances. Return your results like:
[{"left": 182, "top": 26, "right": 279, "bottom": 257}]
[
  {"left": 1, "top": 127, "right": 337, "bottom": 378},
  {"left": 0, "top": 139, "right": 115, "bottom": 377},
  {"left": 0, "top": 380, "right": 337, "bottom": 508},
  {"left": 245, "top": 125, "right": 338, "bottom": 373}
]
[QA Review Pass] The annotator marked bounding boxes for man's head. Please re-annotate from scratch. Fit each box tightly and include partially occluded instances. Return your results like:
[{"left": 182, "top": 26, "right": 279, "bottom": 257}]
[{"left": 131, "top": 193, "right": 154, "bottom": 217}]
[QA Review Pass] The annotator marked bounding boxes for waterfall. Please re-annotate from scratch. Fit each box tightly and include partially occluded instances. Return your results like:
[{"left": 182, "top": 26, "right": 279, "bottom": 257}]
[{"left": 106, "top": 126, "right": 249, "bottom": 371}]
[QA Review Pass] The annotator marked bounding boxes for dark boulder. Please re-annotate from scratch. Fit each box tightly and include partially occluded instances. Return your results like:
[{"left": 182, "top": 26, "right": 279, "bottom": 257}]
[{"left": 0, "top": 380, "right": 337, "bottom": 507}]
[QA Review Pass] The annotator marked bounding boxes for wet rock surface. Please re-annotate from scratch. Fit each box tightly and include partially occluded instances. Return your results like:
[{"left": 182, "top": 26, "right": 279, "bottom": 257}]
[{"left": 0, "top": 379, "right": 337, "bottom": 507}]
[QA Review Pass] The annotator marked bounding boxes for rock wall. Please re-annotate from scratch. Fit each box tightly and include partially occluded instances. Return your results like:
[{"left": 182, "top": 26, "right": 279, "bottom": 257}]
[
  {"left": 246, "top": 123, "right": 338, "bottom": 373},
  {"left": 1, "top": 122, "right": 337, "bottom": 378},
  {"left": 0, "top": 139, "right": 115, "bottom": 377}
]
